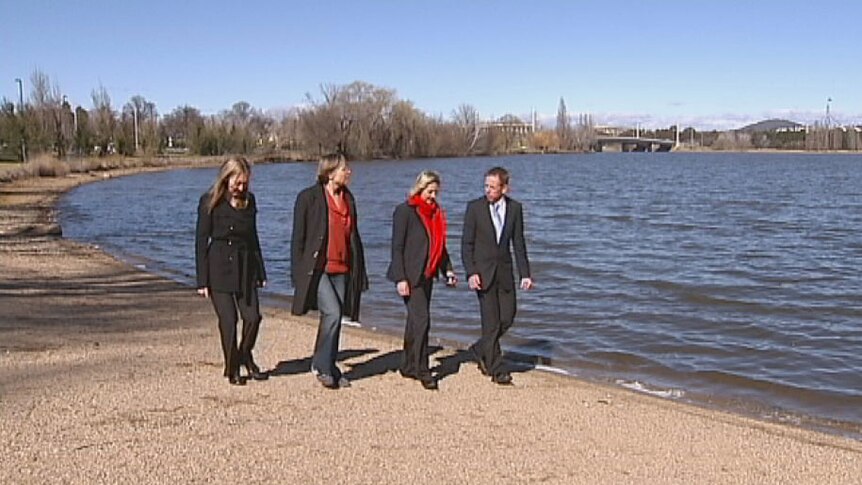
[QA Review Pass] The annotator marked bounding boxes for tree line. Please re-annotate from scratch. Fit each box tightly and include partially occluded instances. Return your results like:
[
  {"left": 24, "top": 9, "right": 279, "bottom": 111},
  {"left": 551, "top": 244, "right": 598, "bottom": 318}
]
[
  {"left": 1, "top": 71, "right": 549, "bottom": 162},
  {"left": 2, "top": 70, "right": 859, "bottom": 163}
]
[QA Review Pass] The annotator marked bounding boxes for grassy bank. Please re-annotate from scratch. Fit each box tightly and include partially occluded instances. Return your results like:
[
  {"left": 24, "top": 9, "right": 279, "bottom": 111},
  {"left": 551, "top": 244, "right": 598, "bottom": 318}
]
[{"left": 0, "top": 155, "right": 216, "bottom": 183}]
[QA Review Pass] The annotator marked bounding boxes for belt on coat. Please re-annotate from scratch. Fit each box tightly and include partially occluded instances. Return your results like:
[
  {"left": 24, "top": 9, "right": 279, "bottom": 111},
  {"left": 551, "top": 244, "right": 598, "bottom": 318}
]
[{"left": 212, "top": 237, "right": 256, "bottom": 305}]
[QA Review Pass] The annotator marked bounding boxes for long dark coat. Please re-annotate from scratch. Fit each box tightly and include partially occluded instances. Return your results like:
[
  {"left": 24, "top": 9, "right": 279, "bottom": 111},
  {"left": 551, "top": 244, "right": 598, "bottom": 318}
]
[
  {"left": 195, "top": 192, "right": 266, "bottom": 295},
  {"left": 386, "top": 201, "right": 453, "bottom": 287},
  {"left": 290, "top": 183, "right": 368, "bottom": 320}
]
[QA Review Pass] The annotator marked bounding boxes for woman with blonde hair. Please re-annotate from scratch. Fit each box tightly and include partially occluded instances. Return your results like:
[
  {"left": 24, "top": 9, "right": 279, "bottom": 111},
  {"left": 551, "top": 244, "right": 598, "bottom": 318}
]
[
  {"left": 195, "top": 157, "right": 268, "bottom": 385},
  {"left": 291, "top": 153, "right": 368, "bottom": 389},
  {"left": 387, "top": 170, "right": 457, "bottom": 390}
]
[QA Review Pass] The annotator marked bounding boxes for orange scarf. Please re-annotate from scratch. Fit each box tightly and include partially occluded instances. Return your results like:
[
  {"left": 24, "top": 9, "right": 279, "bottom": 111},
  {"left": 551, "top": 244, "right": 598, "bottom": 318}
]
[{"left": 408, "top": 195, "right": 446, "bottom": 279}]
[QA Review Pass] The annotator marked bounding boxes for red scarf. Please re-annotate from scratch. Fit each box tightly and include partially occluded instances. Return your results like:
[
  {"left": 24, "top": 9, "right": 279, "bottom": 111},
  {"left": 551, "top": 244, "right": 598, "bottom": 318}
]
[{"left": 408, "top": 195, "right": 447, "bottom": 279}]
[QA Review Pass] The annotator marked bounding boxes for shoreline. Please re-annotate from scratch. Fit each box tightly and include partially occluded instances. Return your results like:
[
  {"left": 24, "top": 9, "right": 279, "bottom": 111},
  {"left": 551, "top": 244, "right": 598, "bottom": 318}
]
[{"left": 1, "top": 166, "right": 861, "bottom": 483}]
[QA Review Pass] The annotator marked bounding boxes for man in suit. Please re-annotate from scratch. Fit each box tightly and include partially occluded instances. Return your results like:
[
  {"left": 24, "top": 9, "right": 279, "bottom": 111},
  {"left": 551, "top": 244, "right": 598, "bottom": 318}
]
[{"left": 461, "top": 166, "right": 533, "bottom": 385}]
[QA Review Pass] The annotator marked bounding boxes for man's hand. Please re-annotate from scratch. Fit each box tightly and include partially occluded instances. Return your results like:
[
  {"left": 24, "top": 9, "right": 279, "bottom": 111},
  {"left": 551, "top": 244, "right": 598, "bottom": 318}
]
[
  {"left": 468, "top": 274, "right": 482, "bottom": 290},
  {"left": 197, "top": 287, "right": 210, "bottom": 298},
  {"left": 520, "top": 278, "right": 533, "bottom": 290},
  {"left": 396, "top": 280, "right": 411, "bottom": 297}
]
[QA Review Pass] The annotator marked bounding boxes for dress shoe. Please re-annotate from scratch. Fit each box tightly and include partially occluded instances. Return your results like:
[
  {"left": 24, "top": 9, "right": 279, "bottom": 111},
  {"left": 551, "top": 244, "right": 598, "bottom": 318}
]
[
  {"left": 244, "top": 362, "right": 269, "bottom": 381},
  {"left": 399, "top": 370, "right": 417, "bottom": 380},
  {"left": 491, "top": 373, "right": 513, "bottom": 385},
  {"left": 316, "top": 373, "right": 338, "bottom": 389},
  {"left": 420, "top": 377, "right": 438, "bottom": 391},
  {"left": 228, "top": 374, "right": 246, "bottom": 386},
  {"left": 469, "top": 344, "right": 490, "bottom": 376},
  {"left": 337, "top": 376, "right": 351, "bottom": 388}
]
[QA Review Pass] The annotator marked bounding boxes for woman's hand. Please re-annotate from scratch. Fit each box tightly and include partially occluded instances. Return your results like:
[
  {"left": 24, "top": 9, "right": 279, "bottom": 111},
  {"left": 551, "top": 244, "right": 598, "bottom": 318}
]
[
  {"left": 197, "top": 287, "right": 210, "bottom": 298},
  {"left": 445, "top": 271, "right": 458, "bottom": 287},
  {"left": 396, "top": 280, "right": 411, "bottom": 297}
]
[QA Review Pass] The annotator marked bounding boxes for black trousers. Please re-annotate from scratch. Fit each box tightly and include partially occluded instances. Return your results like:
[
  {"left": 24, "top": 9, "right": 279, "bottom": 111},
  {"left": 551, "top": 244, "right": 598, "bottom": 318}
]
[
  {"left": 475, "top": 276, "right": 516, "bottom": 377},
  {"left": 401, "top": 278, "right": 434, "bottom": 378},
  {"left": 210, "top": 289, "right": 262, "bottom": 377}
]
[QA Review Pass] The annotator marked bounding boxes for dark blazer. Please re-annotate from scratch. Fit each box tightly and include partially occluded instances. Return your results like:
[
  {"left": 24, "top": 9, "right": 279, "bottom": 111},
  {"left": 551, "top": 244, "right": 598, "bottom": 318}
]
[
  {"left": 291, "top": 183, "right": 368, "bottom": 320},
  {"left": 461, "top": 195, "right": 530, "bottom": 290},
  {"left": 386, "top": 202, "right": 453, "bottom": 287},
  {"left": 195, "top": 192, "right": 266, "bottom": 294}
]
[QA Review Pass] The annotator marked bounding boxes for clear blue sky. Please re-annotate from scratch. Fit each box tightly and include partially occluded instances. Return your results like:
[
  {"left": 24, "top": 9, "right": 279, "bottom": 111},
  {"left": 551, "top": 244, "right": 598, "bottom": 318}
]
[{"left": 3, "top": 0, "right": 860, "bottom": 130}]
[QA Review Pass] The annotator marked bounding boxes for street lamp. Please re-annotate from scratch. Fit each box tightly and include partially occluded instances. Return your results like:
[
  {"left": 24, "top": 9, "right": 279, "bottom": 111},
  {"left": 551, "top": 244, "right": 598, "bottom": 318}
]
[
  {"left": 14, "top": 78, "right": 23, "bottom": 112},
  {"left": 14, "top": 78, "right": 26, "bottom": 162}
]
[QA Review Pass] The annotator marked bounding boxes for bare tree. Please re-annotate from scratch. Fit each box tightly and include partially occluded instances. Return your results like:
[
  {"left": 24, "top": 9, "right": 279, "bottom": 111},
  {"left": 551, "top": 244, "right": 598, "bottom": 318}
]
[
  {"left": 161, "top": 105, "right": 204, "bottom": 152},
  {"left": 28, "top": 69, "right": 65, "bottom": 156},
  {"left": 452, "top": 103, "right": 481, "bottom": 156},
  {"left": 556, "top": 97, "right": 571, "bottom": 150},
  {"left": 339, "top": 81, "right": 395, "bottom": 158},
  {"left": 712, "top": 131, "right": 752, "bottom": 151},
  {"left": 217, "top": 101, "right": 272, "bottom": 154},
  {"left": 119, "top": 95, "right": 159, "bottom": 155},
  {"left": 298, "top": 81, "right": 397, "bottom": 158},
  {"left": 269, "top": 107, "right": 301, "bottom": 152},
  {"left": 572, "top": 113, "right": 595, "bottom": 152},
  {"left": 90, "top": 85, "right": 117, "bottom": 155},
  {"left": 386, "top": 100, "right": 425, "bottom": 158}
]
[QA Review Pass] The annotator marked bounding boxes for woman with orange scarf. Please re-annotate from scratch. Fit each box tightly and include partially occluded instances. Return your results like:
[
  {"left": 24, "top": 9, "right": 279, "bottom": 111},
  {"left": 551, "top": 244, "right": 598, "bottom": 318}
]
[{"left": 387, "top": 171, "right": 457, "bottom": 390}]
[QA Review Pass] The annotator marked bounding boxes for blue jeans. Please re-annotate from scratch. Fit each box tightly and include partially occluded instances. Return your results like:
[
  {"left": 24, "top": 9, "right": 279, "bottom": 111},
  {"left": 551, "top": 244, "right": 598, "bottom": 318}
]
[{"left": 312, "top": 273, "right": 346, "bottom": 378}]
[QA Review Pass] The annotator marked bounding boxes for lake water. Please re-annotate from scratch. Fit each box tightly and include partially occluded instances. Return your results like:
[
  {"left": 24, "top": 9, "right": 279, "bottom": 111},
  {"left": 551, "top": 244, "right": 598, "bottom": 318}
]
[{"left": 58, "top": 152, "right": 862, "bottom": 438}]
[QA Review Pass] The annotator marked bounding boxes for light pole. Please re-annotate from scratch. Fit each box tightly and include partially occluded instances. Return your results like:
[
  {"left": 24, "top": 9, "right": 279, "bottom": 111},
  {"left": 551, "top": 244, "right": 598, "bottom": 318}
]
[
  {"left": 825, "top": 97, "right": 833, "bottom": 150},
  {"left": 14, "top": 78, "right": 26, "bottom": 162},
  {"left": 133, "top": 104, "right": 139, "bottom": 153}
]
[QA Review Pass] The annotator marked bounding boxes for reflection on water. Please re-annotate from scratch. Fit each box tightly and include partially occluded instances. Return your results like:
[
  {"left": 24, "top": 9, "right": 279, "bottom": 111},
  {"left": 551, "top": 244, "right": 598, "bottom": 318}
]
[{"left": 59, "top": 152, "right": 862, "bottom": 437}]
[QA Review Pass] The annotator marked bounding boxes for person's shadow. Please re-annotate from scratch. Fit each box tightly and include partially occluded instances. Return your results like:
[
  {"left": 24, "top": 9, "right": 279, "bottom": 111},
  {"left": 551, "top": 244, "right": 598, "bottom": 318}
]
[
  {"left": 268, "top": 348, "right": 377, "bottom": 377},
  {"left": 505, "top": 338, "right": 555, "bottom": 377},
  {"left": 342, "top": 350, "right": 403, "bottom": 381},
  {"left": 432, "top": 339, "right": 555, "bottom": 381},
  {"left": 432, "top": 347, "right": 475, "bottom": 381}
]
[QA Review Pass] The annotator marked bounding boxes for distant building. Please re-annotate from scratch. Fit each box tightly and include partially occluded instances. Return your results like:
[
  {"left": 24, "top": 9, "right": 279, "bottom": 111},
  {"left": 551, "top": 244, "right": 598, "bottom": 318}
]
[
  {"left": 479, "top": 113, "right": 536, "bottom": 136},
  {"left": 479, "top": 113, "right": 536, "bottom": 151}
]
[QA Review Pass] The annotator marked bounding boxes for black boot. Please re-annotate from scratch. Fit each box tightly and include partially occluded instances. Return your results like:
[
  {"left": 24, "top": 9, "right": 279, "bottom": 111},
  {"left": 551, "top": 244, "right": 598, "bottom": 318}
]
[
  {"left": 228, "top": 372, "right": 246, "bottom": 386},
  {"left": 243, "top": 358, "right": 269, "bottom": 381}
]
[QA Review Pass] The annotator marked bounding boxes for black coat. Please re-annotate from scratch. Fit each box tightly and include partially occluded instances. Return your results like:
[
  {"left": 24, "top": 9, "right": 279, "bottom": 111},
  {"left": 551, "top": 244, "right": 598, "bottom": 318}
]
[
  {"left": 290, "top": 183, "right": 368, "bottom": 320},
  {"left": 386, "top": 201, "right": 453, "bottom": 287},
  {"left": 461, "top": 195, "right": 530, "bottom": 290},
  {"left": 195, "top": 192, "right": 266, "bottom": 294}
]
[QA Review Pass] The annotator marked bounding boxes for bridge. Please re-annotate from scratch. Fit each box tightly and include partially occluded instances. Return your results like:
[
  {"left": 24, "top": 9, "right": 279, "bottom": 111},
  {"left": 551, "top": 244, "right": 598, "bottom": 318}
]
[{"left": 593, "top": 136, "right": 675, "bottom": 152}]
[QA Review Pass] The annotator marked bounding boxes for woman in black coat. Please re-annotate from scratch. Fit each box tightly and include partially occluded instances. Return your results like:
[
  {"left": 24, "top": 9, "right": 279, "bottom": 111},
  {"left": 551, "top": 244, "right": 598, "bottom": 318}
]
[
  {"left": 387, "top": 170, "right": 457, "bottom": 390},
  {"left": 291, "top": 153, "right": 368, "bottom": 389},
  {"left": 195, "top": 157, "right": 268, "bottom": 385}
]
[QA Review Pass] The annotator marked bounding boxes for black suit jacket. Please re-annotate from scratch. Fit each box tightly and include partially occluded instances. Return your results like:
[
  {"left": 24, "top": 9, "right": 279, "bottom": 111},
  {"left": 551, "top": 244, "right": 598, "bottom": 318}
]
[
  {"left": 461, "top": 195, "right": 530, "bottom": 291},
  {"left": 290, "top": 183, "right": 368, "bottom": 320},
  {"left": 386, "top": 201, "right": 453, "bottom": 287},
  {"left": 195, "top": 192, "right": 266, "bottom": 293}
]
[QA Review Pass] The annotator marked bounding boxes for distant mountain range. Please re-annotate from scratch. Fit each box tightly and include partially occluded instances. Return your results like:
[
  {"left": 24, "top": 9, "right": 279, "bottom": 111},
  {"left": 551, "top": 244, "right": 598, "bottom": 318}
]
[{"left": 737, "top": 119, "right": 803, "bottom": 132}]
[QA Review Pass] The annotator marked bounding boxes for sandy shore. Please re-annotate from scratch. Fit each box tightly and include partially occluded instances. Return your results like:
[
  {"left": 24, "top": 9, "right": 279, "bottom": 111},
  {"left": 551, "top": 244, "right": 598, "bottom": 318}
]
[{"left": 1, "top": 169, "right": 860, "bottom": 484}]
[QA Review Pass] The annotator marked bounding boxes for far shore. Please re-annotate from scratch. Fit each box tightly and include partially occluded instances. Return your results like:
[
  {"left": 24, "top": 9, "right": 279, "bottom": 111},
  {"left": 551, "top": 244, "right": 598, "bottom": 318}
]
[
  {"left": 1, "top": 159, "right": 861, "bottom": 484},
  {"left": 2, "top": 147, "right": 860, "bottom": 183}
]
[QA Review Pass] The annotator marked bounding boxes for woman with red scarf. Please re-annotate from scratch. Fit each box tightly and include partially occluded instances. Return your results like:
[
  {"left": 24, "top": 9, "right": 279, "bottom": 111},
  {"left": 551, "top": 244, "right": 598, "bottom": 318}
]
[{"left": 387, "top": 171, "right": 457, "bottom": 390}]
